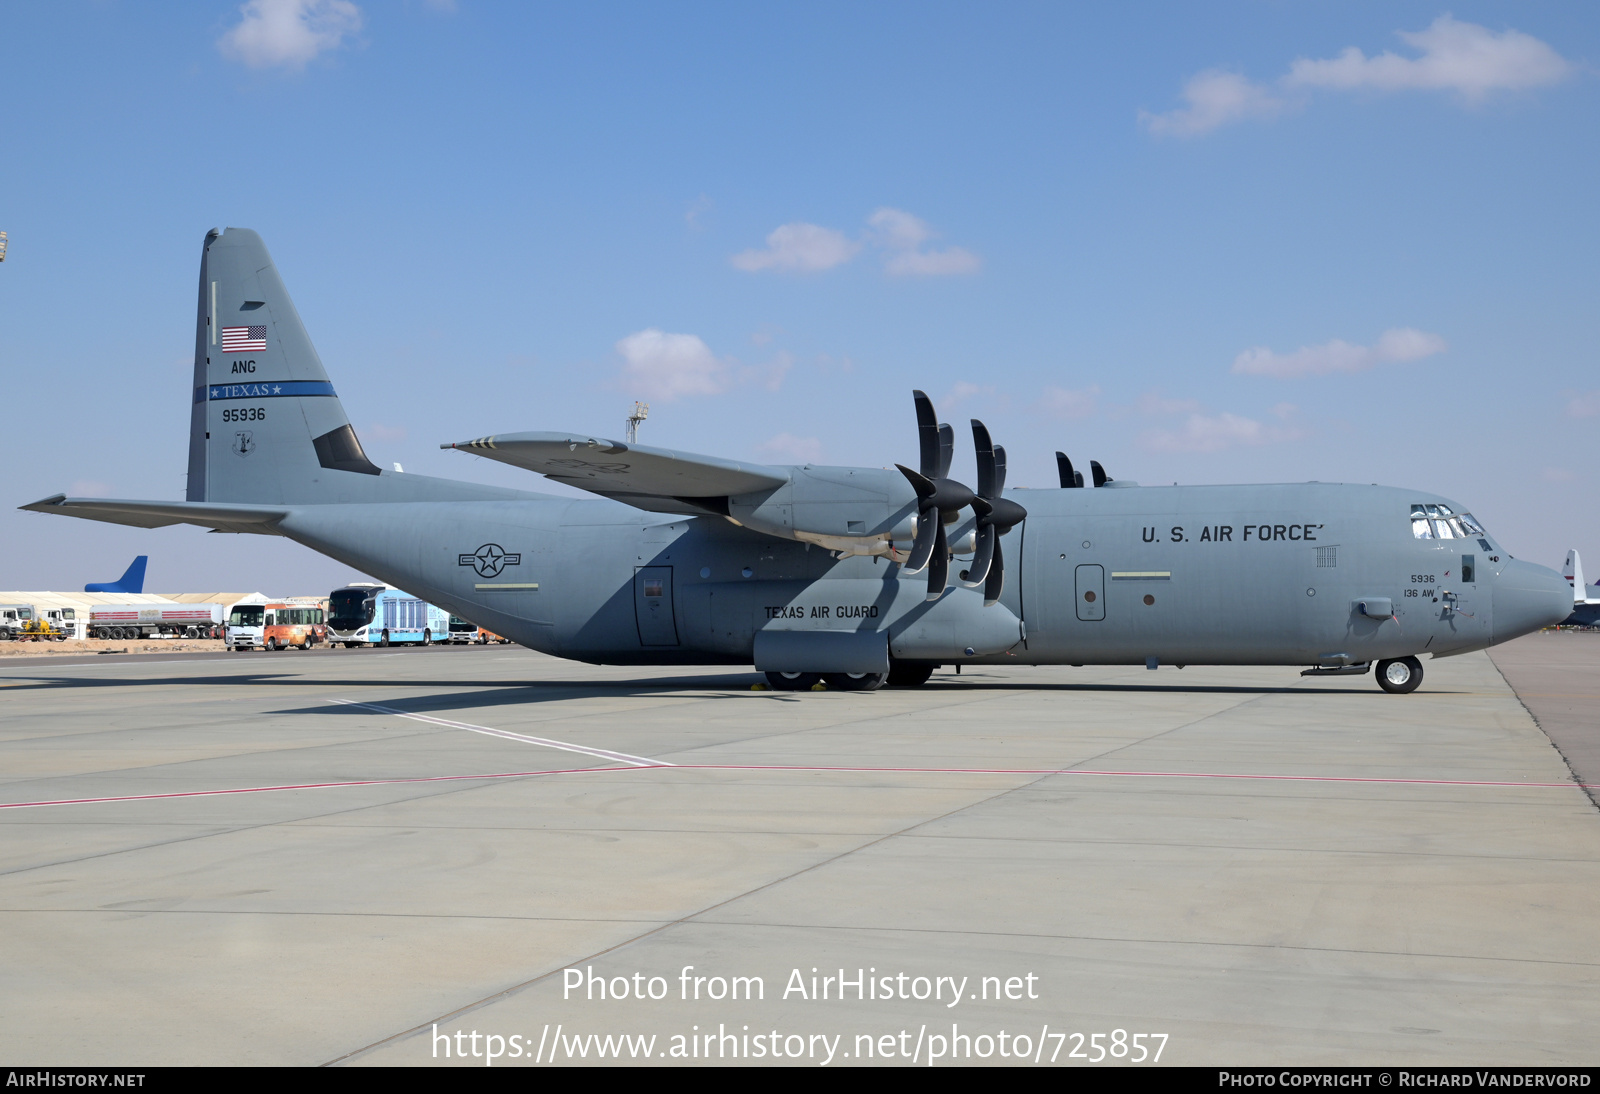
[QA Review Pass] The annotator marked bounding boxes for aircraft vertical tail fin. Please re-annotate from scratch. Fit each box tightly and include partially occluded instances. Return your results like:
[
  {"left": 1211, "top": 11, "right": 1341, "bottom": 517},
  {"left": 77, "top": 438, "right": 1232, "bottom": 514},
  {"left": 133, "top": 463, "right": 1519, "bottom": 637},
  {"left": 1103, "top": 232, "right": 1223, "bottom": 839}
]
[
  {"left": 187, "top": 228, "right": 381, "bottom": 504},
  {"left": 84, "top": 555, "right": 148, "bottom": 594},
  {"left": 1567, "top": 550, "right": 1586, "bottom": 603}
]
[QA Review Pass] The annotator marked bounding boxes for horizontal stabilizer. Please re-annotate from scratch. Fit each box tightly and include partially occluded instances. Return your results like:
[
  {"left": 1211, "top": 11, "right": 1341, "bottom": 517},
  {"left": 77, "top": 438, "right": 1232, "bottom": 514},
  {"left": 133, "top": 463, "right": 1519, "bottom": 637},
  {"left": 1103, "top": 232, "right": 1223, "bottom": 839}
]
[
  {"left": 21, "top": 495, "right": 290, "bottom": 535},
  {"left": 442, "top": 433, "right": 789, "bottom": 513}
]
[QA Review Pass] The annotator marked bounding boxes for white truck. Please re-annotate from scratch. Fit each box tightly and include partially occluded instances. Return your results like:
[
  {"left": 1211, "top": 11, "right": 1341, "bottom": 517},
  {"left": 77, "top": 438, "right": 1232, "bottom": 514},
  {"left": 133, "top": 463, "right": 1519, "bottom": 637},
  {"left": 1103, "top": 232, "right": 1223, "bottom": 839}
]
[
  {"left": 0, "top": 604, "right": 69, "bottom": 641},
  {"left": 87, "top": 604, "right": 224, "bottom": 639}
]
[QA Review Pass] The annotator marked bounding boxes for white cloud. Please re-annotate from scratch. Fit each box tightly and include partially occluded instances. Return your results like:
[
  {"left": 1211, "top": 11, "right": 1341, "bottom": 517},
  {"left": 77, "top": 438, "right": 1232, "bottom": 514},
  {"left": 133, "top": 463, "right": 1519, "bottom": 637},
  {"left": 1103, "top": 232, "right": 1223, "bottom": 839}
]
[
  {"left": 1285, "top": 15, "right": 1571, "bottom": 100},
  {"left": 219, "top": 0, "right": 362, "bottom": 70},
  {"left": 1141, "top": 412, "right": 1304, "bottom": 454},
  {"left": 938, "top": 381, "right": 993, "bottom": 412},
  {"left": 731, "top": 209, "right": 979, "bottom": 276},
  {"left": 1232, "top": 327, "right": 1446, "bottom": 378},
  {"left": 1136, "top": 390, "right": 1204, "bottom": 417},
  {"left": 615, "top": 329, "right": 728, "bottom": 401},
  {"left": 1041, "top": 385, "right": 1100, "bottom": 419},
  {"left": 1145, "top": 17, "right": 1570, "bottom": 136},
  {"left": 870, "top": 208, "right": 981, "bottom": 276},
  {"left": 730, "top": 223, "right": 860, "bottom": 273},
  {"left": 758, "top": 433, "right": 824, "bottom": 464},
  {"left": 1566, "top": 391, "right": 1600, "bottom": 419},
  {"left": 742, "top": 351, "right": 793, "bottom": 393},
  {"left": 1140, "top": 70, "right": 1290, "bottom": 137},
  {"left": 684, "top": 194, "right": 713, "bottom": 231}
]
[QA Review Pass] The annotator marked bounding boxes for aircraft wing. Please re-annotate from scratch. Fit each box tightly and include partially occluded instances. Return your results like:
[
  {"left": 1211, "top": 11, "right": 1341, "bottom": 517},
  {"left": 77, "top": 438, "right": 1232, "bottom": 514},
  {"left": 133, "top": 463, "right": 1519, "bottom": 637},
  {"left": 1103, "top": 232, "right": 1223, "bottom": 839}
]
[
  {"left": 442, "top": 433, "right": 789, "bottom": 514},
  {"left": 19, "top": 495, "right": 290, "bottom": 535}
]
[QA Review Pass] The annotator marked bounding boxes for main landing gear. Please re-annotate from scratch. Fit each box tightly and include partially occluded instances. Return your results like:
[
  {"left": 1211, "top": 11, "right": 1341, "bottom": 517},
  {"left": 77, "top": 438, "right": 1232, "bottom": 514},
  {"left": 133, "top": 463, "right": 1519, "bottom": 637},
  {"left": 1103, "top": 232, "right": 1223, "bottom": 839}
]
[
  {"left": 1375, "top": 655, "right": 1424, "bottom": 694},
  {"left": 763, "top": 660, "right": 938, "bottom": 691},
  {"left": 763, "top": 671, "right": 887, "bottom": 691}
]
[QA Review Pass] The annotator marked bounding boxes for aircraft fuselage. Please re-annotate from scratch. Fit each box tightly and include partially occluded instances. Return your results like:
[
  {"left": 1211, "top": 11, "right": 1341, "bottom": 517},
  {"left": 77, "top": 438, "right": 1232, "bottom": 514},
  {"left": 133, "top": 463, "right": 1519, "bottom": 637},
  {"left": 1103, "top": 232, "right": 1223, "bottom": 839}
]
[{"left": 276, "top": 480, "right": 1554, "bottom": 670}]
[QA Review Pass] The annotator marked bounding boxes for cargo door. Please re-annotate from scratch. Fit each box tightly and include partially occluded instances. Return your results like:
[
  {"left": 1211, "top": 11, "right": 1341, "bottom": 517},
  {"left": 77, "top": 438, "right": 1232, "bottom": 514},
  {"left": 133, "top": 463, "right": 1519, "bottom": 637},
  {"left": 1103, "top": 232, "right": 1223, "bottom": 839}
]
[
  {"left": 634, "top": 566, "right": 679, "bottom": 646},
  {"left": 1075, "top": 564, "right": 1106, "bottom": 622}
]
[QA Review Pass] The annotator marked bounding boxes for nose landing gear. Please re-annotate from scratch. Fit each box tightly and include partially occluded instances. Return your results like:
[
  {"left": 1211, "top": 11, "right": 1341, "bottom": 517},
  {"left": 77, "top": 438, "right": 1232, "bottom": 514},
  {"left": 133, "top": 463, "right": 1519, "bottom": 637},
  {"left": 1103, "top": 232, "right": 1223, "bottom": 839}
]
[{"left": 1375, "top": 655, "right": 1424, "bottom": 694}]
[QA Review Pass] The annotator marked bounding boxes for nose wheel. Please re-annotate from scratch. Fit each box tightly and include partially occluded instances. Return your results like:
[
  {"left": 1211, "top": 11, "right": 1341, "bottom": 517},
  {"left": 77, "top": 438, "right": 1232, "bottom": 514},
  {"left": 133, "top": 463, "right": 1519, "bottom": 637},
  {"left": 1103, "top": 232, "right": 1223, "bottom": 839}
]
[{"left": 1375, "top": 656, "right": 1423, "bottom": 694}]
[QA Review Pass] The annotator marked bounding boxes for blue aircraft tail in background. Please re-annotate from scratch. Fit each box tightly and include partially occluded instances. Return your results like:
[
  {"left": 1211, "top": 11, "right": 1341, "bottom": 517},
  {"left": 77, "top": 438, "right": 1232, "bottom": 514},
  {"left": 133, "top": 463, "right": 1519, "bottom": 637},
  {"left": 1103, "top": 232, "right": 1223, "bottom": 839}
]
[{"left": 85, "top": 556, "right": 148, "bottom": 594}]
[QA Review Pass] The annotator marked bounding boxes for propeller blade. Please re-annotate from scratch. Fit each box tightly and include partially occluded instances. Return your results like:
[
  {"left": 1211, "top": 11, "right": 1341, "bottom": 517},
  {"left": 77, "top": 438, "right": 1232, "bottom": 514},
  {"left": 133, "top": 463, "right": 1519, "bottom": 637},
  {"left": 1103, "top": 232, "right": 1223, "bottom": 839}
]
[
  {"left": 913, "top": 390, "right": 939, "bottom": 478},
  {"left": 972, "top": 420, "right": 995, "bottom": 498},
  {"left": 1056, "top": 452, "right": 1078, "bottom": 489},
  {"left": 937, "top": 423, "right": 954, "bottom": 479},
  {"left": 926, "top": 520, "right": 949, "bottom": 601},
  {"left": 1090, "top": 460, "right": 1110, "bottom": 488},
  {"left": 993, "top": 444, "right": 1008, "bottom": 496},
  {"left": 903, "top": 509, "right": 939, "bottom": 573},
  {"left": 896, "top": 463, "right": 938, "bottom": 500},
  {"left": 963, "top": 523, "right": 995, "bottom": 588},
  {"left": 984, "top": 536, "right": 1005, "bottom": 606}
]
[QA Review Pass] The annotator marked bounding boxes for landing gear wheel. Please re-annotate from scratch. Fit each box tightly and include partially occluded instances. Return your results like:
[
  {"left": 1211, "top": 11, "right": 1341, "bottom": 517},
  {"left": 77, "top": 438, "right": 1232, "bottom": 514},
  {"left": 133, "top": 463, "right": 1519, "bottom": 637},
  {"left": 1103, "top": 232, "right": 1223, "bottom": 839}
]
[
  {"left": 1375, "top": 655, "right": 1423, "bottom": 694},
  {"left": 765, "top": 671, "right": 822, "bottom": 691},
  {"left": 886, "top": 661, "right": 936, "bottom": 687},
  {"left": 822, "top": 672, "right": 886, "bottom": 692},
  {"left": 380, "top": 630, "right": 391, "bottom": 648}
]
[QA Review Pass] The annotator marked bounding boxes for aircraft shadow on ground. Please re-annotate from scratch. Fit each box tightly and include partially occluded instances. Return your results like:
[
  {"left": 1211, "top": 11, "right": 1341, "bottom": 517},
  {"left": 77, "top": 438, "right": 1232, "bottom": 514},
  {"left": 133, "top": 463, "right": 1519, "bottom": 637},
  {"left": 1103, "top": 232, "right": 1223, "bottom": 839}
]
[{"left": 0, "top": 668, "right": 1408, "bottom": 704}]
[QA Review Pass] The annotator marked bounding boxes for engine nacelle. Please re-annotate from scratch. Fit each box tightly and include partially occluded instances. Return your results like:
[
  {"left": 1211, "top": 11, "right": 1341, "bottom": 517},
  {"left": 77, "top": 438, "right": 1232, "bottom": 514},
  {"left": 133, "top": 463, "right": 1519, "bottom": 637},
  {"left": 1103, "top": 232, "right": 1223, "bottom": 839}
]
[{"left": 729, "top": 466, "right": 919, "bottom": 556}]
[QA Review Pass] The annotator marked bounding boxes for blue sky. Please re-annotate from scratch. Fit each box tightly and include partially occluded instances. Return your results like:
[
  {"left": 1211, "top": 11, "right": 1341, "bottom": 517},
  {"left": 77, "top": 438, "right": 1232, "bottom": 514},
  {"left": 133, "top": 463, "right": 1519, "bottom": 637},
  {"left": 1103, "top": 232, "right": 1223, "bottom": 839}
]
[{"left": 2, "top": 2, "right": 1596, "bottom": 593}]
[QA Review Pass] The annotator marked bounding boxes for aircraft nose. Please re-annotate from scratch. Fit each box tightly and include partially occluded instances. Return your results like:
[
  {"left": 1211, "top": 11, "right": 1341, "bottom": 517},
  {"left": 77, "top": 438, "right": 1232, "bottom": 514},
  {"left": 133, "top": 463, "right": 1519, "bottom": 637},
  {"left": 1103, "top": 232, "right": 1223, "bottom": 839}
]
[{"left": 1492, "top": 558, "right": 1572, "bottom": 643}]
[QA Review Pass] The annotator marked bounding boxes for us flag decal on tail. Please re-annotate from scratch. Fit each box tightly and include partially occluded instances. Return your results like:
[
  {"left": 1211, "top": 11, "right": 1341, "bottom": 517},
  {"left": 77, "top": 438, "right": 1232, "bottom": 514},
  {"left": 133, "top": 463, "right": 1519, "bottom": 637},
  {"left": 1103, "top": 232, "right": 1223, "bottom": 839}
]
[{"left": 221, "top": 325, "right": 267, "bottom": 351}]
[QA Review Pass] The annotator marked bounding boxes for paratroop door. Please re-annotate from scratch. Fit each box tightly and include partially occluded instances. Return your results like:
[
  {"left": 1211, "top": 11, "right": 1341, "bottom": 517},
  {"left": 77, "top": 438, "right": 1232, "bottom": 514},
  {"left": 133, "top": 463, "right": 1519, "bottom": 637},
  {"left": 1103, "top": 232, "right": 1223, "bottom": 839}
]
[{"left": 634, "top": 566, "right": 679, "bottom": 646}]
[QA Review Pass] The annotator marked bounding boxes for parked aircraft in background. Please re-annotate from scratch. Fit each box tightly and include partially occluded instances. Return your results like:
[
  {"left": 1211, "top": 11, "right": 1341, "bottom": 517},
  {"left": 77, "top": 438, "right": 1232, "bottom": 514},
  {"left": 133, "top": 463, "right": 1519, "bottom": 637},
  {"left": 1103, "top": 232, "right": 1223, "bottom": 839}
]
[
  {"left": 1563, "top": 550, "right": 1600, "bottom": 628},
  {"left": 22, "top": 229, "right": 1573, "bottom": 693},
  {"left": 84, "top": 556, "right": 147, "bottom": 594}
]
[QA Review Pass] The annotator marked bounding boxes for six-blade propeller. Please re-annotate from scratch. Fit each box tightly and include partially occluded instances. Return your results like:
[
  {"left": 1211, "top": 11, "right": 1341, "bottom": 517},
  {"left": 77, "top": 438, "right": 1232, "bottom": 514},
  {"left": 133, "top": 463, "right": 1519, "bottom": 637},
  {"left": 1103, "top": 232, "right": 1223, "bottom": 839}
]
[{"left": 895, "top": 390, "right": 1027, "bottom": 604}]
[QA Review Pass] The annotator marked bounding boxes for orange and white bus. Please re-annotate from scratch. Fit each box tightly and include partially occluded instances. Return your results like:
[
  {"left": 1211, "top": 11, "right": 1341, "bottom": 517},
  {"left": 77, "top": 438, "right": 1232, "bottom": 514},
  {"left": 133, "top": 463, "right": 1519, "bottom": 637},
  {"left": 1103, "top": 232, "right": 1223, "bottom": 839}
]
[{"left": 226, "top": 602, "right": 327, "bottom": 651}]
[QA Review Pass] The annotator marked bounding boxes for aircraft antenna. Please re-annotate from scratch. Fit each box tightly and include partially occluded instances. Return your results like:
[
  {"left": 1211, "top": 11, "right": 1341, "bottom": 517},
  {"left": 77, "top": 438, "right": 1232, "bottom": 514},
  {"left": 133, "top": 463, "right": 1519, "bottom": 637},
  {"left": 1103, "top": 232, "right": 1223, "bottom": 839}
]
[{"left": 625, "top": 401, "right": 649, "bottom": 445}]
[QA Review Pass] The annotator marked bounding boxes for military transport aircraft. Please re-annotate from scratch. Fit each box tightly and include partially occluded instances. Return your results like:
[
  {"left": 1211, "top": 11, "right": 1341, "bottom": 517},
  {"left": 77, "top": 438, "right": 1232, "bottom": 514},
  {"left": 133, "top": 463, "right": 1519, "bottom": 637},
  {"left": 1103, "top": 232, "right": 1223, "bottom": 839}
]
[
  {"left": 22, "top": 229, "right": 1572, "bottom": 692},
  {"left": 1563, "top": 550, "right": 1600, "bottom": 628}
]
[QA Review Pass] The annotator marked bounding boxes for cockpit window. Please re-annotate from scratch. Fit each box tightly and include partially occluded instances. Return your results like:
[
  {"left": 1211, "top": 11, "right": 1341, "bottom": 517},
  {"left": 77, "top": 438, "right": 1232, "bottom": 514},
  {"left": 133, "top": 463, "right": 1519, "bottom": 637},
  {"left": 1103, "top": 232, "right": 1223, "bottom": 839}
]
[{"left": 1411, "top": 504, "right": 1492, "bottom": 544}]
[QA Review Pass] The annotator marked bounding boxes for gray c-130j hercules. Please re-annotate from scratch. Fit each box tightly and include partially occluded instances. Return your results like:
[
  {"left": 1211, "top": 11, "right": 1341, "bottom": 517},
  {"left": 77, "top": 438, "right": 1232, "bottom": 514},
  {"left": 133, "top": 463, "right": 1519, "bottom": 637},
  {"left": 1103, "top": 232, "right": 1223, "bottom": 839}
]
[{"left": 22, "top": 228, "right": 1573, "bottom": 692}]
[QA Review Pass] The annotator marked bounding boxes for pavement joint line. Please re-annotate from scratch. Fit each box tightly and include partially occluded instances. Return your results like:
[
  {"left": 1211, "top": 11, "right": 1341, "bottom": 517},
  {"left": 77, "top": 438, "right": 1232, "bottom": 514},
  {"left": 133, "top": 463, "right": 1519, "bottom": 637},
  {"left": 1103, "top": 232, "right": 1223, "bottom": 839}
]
[
  {"left": 321, "top": 732, "right": 1087, "bottom": 1067},
  {"left": 7, "top": 906, "right": 1599, "bottom": 971},
  {"left": 0, "top": 760, "right": 623, "bottom": 879},
  {"left": 676, "top": 919, "right": 1600, "bottom": 971},
  {"left": 2, "top": 763, "right": 1592, "bottom": 812},
  {"left": 326, "top": 698, "right": 668, "bottom": 767},
  {"left": 325, "top": 695, "right": 1299, "bottom": 1066}
]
